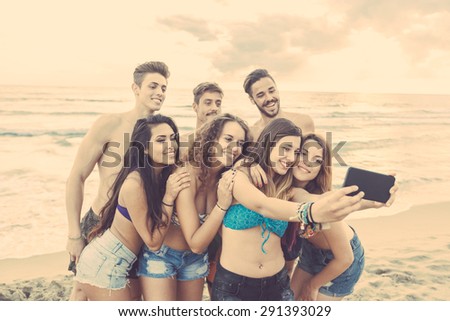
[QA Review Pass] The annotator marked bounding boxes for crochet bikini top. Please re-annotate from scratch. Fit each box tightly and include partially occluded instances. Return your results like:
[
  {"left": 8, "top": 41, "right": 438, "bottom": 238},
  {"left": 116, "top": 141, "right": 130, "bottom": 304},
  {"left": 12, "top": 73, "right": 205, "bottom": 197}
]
[{"left": 223, "top": 203, "right": 288, "bottom": 254}]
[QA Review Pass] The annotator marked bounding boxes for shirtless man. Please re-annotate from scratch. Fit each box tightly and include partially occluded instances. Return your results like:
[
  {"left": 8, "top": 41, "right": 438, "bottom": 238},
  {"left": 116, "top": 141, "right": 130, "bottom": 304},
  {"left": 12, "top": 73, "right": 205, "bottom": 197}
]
[
  {"left": 65, "top": 61, "right": 170, "bottom": 300},
  {"left": 179, "top": 82, "right": 224, "bottom": 161},
  {"left": 243, "top": 68, "right": 315, "bottom": 139},
  {"left": 192, "top": 82, "right": 223, "bottom": 129}
]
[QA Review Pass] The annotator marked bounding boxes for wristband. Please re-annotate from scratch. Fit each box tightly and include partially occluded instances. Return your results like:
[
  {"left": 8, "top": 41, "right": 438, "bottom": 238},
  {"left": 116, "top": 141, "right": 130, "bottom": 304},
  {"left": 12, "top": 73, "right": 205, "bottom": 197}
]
[
  {"left": 309, "top": 202, "right": 317, "bottom": 224},
  {"left": 162, "top": 200, "right": 174, "bottom": 207},
  {"left": 216, "top": 203, "right": 228, "bottom": 212}
]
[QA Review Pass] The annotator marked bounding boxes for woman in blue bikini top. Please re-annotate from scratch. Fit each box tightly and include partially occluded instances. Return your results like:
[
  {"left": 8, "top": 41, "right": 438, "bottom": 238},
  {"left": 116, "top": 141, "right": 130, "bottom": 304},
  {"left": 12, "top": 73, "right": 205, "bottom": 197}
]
[
  {"left": 211, "top": 118, "right": 365, "bottom": 301},
  {"left": 223, "top": 204, "right": 288, "bottom": 254},
  {"left": 218, "top": 119, "right": 301, "bottom": 283}
]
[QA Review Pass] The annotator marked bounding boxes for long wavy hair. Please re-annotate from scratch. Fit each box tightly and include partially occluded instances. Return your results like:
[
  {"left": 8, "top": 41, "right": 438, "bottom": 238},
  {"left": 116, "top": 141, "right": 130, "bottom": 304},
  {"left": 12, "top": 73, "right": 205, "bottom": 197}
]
[
  {"left": 188, "top": 113, "right": 252, "bottom": 187},
  {"left": 89, "top": 114, "right": 180, "bottom": 240},
  {"left": 301, "top": 133, "right": 332, "bottom": 194},
  {"left": 282, "top": 133, "right": 332, "bottom": 252},
  {"left": 248, "top": 118, "right": 301, "bottom": 200}
]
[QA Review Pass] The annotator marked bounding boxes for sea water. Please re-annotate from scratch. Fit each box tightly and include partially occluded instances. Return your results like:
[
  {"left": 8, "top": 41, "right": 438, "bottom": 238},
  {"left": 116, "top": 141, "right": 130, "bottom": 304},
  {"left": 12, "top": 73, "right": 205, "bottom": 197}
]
[{"left": 1, "top": 85, "right": 449, "bottom": 259}]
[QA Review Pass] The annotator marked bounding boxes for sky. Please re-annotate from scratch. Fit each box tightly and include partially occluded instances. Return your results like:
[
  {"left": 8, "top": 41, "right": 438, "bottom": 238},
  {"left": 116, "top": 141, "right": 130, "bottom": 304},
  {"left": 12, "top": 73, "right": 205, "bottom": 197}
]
[{"left": 1, "top": 0, "right": 450, "bottom": 94}]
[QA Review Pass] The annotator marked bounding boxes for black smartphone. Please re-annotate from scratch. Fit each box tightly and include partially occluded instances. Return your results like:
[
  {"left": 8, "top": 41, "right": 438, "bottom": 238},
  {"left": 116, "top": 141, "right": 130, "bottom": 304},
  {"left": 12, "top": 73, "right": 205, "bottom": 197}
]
[{"left": 342, "top": 167, "right": 395, "bottom": 203}]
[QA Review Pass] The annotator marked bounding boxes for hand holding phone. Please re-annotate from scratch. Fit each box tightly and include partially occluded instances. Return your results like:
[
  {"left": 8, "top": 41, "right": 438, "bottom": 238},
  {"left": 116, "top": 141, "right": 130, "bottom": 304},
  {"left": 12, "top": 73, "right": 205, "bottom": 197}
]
[{"left": 342, "top": 167, "right": 396, "bottom": 203}]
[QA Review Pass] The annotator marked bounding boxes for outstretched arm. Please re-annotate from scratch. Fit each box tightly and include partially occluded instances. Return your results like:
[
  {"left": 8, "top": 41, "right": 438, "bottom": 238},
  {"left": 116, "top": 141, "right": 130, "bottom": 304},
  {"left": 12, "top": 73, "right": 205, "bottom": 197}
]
[
  {"left": 293, "top": 178, "right": 398, "bottom": 212},
  {"left": 232, "top": 171, "right": 364, "bottom": 223}
]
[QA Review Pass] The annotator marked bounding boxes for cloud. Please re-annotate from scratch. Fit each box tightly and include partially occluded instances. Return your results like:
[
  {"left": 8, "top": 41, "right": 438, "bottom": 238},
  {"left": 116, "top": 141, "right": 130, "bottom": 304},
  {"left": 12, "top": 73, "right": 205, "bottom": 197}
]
[
  {"left": 155, "top": 12, "right": 352, "bottom": 77},
  {"left": 331, "top": 0, "right": 450, "bottom": 60},
  {"left": 214, "top": 1, "right": 450, "bottom": 80},
  {"left": 157, "top": 15, "right": 218, "bottom": 41}
]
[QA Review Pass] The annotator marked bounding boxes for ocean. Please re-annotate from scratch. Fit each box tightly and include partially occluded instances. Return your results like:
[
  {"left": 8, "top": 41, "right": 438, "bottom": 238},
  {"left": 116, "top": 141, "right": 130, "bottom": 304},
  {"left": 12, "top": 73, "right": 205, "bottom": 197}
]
[{"left": 1, "top": 85, "right": 449, "bottom": 260}]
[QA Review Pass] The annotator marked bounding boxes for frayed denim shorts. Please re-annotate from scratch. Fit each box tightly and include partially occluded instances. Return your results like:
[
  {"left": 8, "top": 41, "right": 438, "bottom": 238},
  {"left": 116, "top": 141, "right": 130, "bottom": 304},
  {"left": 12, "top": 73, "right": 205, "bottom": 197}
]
[
  {"left": 297, "top": 227, "right": 365, "bottom": 297},
  {"left": 137, "top": 244, "right": 209, "bottom": 281},
  {"left": 75, "top": 229, "right": 137, "bottom": 289}
]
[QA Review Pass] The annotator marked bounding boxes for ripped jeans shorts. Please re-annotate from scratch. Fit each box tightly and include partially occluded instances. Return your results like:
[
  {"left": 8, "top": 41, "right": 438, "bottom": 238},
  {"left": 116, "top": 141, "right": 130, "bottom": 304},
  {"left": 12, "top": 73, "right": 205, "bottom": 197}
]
[{"left": 137, "top": 244, "right": 209, "bottom": 281}]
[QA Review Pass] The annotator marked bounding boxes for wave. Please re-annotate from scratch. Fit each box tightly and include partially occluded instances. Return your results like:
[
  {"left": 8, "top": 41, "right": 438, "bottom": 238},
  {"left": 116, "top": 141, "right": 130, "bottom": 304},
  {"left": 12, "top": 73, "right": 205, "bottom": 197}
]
[
  {"left": 399, "top": 177, "right": 445, "bottom": 184},
  {"left": 324, "top": 111, "right": 348, "bottom": 117},
  {"left": 340, "top": 138, "right": 398, "bottom": 150},
  {"left": 0, "top": 97, "right": 124, "bottom": 103},
  {"left": 0, "top": 110, "right": 101, "bottom": 116},
  {"left": 0, "top": 130, "right": 86, "bottom": 138}
]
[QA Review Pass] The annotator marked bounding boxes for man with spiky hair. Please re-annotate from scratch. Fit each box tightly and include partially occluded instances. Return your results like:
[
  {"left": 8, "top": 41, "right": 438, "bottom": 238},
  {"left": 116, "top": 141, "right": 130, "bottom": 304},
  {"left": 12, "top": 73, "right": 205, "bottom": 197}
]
[{"left": 65, "top": 61, "right": 170, "bottom": 300}]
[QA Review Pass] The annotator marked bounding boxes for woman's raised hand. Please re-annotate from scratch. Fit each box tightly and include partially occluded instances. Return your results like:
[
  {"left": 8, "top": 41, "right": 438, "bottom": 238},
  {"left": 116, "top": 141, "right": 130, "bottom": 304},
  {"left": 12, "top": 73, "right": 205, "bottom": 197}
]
[
  {"left": 164, "top": 168, "right": 191, "bottom": 204},
  {"left": 216, "top": 169, "right": 236, "bottom": 211}
]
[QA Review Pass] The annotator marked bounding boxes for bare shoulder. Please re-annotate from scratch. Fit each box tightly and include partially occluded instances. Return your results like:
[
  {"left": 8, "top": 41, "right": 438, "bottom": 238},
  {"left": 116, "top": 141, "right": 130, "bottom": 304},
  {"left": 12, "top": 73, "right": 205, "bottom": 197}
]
[
  {"left": 250, "top": 123, "right": 263, "bottom": 141},
  {"left": 178, "top": 164, "right": 199, "bottom": 195},
  {"left": 235, "top": 166, "right": 252, "bottom": 182},
  {"left": 285, "top": 112, "right": 315, "bottom": 134},
  {"left": 87, "top": 113, "right": 123, "bottom": 140},
  {"left": 179, "top": 131, "right": 194, "bottom": 162},
  {"left": 321, "top": 220, "right": 347, "bottom": 239},
  {"left": 291, "top": 187, "right": 310, "bottom": 202},
  {"left": 184, "top": 163, "right": 201, "bottom": 187},
  {"left": 121, "top": 171, "right": 145, "bottom": 202},
  {"left": 172, "top": 165, "right": 188, "bottom": 175}
]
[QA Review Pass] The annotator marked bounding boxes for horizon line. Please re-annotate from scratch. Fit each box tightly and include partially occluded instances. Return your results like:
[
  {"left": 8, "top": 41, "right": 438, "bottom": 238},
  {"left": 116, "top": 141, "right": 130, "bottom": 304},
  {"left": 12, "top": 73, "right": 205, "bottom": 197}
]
[{"left": 0, "top": 83, "right": 449, "bottom": 97}]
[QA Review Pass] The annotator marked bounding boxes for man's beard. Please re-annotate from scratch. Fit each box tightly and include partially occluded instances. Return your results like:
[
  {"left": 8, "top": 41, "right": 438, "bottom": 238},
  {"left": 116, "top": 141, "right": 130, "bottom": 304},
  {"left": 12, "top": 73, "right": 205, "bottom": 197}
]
[{"left": 256, "top": 99, "right": 280, "bottom": 118}]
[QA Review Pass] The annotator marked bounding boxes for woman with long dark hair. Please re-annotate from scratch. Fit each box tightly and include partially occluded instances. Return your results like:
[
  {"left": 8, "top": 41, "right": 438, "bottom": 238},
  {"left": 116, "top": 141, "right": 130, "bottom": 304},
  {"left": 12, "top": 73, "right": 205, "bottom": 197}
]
[
  {"left": 137, "top": 113, "right": 250, "bottom": 300},
  {"left": 75, "top": 114, "right": 190, "bottom": 300}
]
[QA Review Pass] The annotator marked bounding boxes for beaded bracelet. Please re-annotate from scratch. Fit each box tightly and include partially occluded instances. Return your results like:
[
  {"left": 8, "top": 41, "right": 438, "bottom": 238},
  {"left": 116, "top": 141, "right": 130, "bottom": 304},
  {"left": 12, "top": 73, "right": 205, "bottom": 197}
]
[
  {"left": 291, "top": 202, "right": 309, "bottom": 226},
  {"left": 68, "top": 235, "right": 82, "bottom": 241},
  {"left": 302, "top": 202, "right": 313, "bottom": 225}
]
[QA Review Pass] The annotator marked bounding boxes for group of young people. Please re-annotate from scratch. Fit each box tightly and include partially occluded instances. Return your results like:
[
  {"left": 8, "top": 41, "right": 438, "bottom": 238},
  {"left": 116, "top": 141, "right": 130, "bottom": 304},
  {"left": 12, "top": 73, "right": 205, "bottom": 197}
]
[{"left": 65, "top": 61, "right": 397, "bottom": 301}]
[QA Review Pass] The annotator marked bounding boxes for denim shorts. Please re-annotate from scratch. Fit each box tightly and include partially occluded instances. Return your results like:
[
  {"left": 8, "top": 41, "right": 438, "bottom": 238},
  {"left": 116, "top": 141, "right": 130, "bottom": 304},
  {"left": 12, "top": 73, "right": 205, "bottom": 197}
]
[
  {"left": 297, "top": 227, "right": 365, "bottom": 297},
  {"left": 137, "top": 244, "right": 209, "bottom": 281},
  {"left": 68, "top": 208, "right": 139, "bottom": 278},
  {"left": 211, "top": 262, "right": 294, "bottom": 301},
  {"left": 75, "top": 229, "right": 137, "bottom": 289}
]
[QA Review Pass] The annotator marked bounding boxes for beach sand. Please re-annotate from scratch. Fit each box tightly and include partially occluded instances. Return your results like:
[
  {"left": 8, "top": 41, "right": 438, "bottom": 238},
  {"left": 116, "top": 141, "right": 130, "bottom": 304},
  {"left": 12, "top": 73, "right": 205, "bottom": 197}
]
[{"left": 1, "top": 201, "right": 449, "bottom": 301}]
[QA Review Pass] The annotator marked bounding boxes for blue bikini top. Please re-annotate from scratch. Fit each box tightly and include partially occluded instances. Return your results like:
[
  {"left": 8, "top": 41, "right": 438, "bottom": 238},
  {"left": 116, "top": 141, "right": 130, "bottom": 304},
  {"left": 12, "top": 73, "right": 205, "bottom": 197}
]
[
  {"left": 223, "top": 204, "right": 288, "bottom": 254},
  {"left": 117, "top": 203, "right": 132, "bottom": 222}
]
